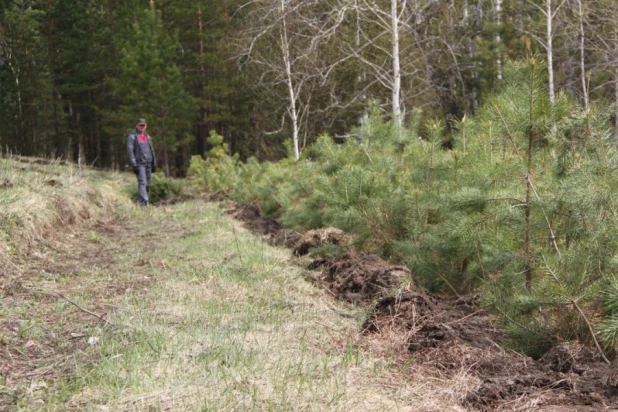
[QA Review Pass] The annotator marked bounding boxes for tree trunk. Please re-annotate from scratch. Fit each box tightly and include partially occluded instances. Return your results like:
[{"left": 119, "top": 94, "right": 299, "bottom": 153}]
[
  {"left": 578, "top": 0, "right": 588, "bottom": 110},
  {"left": 547, "top": 0, "right": 555, "bottom": 104},
  {"left": 525, "top": 62, "right": 537, "bottom": 290},
  {"left": 494, "top": 0, "right": 503, "bottom": 81},
  {"left": 615, "top": 67, "right": 618, "bottom": 142},
  {"left": 47, "top": 0, "right": 62, "bottom": 158},
  {"left": 280, "top": 0, "right": 300, "bottom": 161},
  {"left": 391, "top": 0, "right": 402, "bottom": 132},
  {"left": 163, "top": 140, "right": 170, "bottom": 176},
  {"left": 196, "top": 7, "right": 207, "bottom": 157}
]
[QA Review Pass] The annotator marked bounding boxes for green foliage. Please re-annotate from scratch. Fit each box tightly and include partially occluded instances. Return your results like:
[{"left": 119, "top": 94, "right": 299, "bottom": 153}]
[
  {"left": 187, "top": 154, "right": 239, "bottom": 195},
  {"left": 187, "top": 130, "right": 241, "bottom": 195},
  {"left": 206, "top": 130, "right": 230, "bottom": 160},
  {"left": 189, "top": 60, "right": 618, "bottom": 357},
  {"left": 597, "top": 275, "right": 618, "bottom": 353},
  {"left": 148, "top": 173, "right": 184, "bottom": 203},
  {"left": 109, "top": 2, "right": 195, "bottom": 172}
]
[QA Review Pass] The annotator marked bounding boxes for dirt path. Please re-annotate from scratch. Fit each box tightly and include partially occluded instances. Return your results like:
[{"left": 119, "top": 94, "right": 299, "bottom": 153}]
[
  {"left": 0, "top": 212, "right": 168, "bottom": 409},
  {"left": 2, "top": 201, "right": 463, "bottom": 411}
]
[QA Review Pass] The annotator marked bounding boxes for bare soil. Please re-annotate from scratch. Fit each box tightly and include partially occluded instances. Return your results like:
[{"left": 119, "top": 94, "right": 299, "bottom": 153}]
[
  {"left": 225, "top": 203, "right": 302, "bottom": 248},
  {"left": 308, "top": 254, "right": 411, "bottom": 304},
  {"left": 228, "top": 201, "right": 618, "bottom": 411}
]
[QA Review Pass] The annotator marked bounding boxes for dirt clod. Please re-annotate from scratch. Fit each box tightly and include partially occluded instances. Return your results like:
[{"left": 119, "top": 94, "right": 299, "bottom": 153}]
[
  {"left": 539, "top": 342, "right": 594, "bottom": 374},
  {"left": 44, "top": 178, "right": 61, "bottom": 186},
  {"left": 292, "top": 227, "right": 348, "bottom": 256},
  {"left": 309, "top": 255, "right": 411, "bottom": 304}
]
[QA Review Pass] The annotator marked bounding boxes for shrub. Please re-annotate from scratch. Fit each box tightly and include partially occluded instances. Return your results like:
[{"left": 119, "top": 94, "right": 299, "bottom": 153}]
[
  {"left": 148, "top": 172, "right": 183, "bottom": 203},
  {"left": 190, "top": 60, "right": 618, "bottom": 357}
]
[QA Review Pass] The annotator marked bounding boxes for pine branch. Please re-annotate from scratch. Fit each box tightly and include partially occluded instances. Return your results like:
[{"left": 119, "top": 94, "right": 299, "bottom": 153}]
[{"left": 542, "top": 256, "right": 610, "bottom": 364}]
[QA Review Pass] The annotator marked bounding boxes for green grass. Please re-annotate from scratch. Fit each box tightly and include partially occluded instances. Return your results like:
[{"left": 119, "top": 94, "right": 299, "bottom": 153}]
[
  {"left": 55, "top": 202, "right": 393, "bottom": 410},
  {"left": 1, "top": 158, "right": 472, "bottom": 411},
  {"left": 34, "top": 202, "right": 469, "bottom": 411}
]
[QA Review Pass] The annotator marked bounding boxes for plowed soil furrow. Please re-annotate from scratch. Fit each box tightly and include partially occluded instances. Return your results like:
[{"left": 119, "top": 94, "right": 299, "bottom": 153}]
[{"left": 230, "top": 202, "right": 618, "bottom": 411}]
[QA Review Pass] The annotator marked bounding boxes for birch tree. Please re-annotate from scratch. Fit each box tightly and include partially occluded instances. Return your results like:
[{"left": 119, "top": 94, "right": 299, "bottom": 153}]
[
  {"left": 494, "top": 0, "right": 503, "bottom": 81},
  {"left": 390, "top": 0, "right": 402, "bottom": 130},
  {"left": 526, "top": 0, "right": 567, "bottom": 104},
  {"left": 559, "top": 0, "right": 590, "bottom": 109},
  {"left": 575, "top": 0, "right": 588, "bottom": 110},
  {"left": 588, "top": 0, "right": 618, "bottom": 138},
  {"left": 238, "top": 0, "right": 347, "bottom": 160},
  {"left": 347, "top": 0, "right": 430, "bottom": 132}
]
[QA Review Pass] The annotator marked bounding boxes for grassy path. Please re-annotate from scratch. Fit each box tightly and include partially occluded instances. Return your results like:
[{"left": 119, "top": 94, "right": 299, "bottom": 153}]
[{"left": 3, "top": 200, "right": 467, "bottom": 411}]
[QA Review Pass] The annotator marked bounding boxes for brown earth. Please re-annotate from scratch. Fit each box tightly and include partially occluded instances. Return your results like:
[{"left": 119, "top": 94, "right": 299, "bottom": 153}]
[
  {"left": 364, "top": 292, "right": 618, "bottom": 411},
  {"left": 308, "top": 254, "right": 411, "bottom": 304},
  {"left": 225, "top": 202, "right": 302, "bottom": 248},
  {"left": 228, "top": 201, "right": 618, "bottom": 411}
]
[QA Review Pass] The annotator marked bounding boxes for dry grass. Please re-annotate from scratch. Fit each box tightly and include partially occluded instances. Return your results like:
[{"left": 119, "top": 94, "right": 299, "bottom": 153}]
[
  {"left": 0, "top": 157, "right": 136, "bottom": 410},
  {"left": 0, "top": 157, "right": 132, "bottom": 255}
]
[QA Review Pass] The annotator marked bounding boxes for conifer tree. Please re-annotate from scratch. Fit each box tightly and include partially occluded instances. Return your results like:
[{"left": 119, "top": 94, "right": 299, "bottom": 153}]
[
  {"left": 110, "top": 3, "right": 195, "bottom": 175},
  {"left": 49, "top": 0, "right": 119, "bottom": 165},
  {"left": 0, "top": 0, "right": 50, "bottom": 155}
]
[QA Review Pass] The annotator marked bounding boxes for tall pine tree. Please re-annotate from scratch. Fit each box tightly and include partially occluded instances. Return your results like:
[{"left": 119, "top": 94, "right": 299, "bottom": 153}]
[{"left": 110, "top": 3, "right": 195, "bottom": 175}]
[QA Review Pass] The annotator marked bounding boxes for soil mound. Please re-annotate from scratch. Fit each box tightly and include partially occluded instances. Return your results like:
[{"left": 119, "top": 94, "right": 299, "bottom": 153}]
[
  {"left": 292, "top": 227, "right": 348, "bottom": 256},
  {"left": 364, "top": 292, "right": 502, "bottom": 356},
  {"left": 308, "top": 255, "right": 411, "bottom": 304},
  {"left": 363, "top": 292, "right": 618, "bottom": 410}
]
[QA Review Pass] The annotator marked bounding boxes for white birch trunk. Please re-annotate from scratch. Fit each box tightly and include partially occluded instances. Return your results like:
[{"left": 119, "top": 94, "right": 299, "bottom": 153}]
[
  {"left": 280, "top": 0, "right": 300, "bottom": 160},
  {"left": 11, "top": 65, "right": 22, "bottom": 117},
  {"left": 4, "top": 50, "right": 22, "bottom": 116},
  {"left": 356, "top": 0, "right": 366, "bottom": 135},
  {"left": 547, "top": 0, "right": 555, "bottom": 104},
  {"left": 494, "top": 0, "right": 503, "bottom": 81},
  {"left": 615, "top": 68, "right": 618, "bottom": 141},
  {"left": 391, "top": 0, "right": 402, "bottom": 131},
  {"left": 577, "top": 0, "right": 588, "bottom": 110}
]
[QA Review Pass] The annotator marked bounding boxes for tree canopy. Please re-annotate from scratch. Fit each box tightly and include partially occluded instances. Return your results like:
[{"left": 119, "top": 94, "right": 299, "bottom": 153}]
[{"left": 1, "top": 0, "right": 618, "bottom": 172}]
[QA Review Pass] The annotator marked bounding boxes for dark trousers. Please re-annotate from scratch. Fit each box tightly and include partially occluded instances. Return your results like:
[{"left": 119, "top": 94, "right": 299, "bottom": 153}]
[{"left": 136, "top": 165, "right": 152, "bottom": 205}]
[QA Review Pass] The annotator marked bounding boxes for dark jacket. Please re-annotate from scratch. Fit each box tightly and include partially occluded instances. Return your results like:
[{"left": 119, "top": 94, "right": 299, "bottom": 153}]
[{"left": 127, "top": 130, "right": 156, "bottom": 168}]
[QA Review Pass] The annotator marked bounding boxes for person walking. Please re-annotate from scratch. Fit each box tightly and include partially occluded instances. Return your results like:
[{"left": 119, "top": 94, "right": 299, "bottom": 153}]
[{"left": 127, "top": 118, "right": 157, "bottom": 206}]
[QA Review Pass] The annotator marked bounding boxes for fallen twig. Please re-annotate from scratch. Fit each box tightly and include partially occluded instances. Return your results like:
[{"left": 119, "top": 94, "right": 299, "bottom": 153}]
[
  {"left": 56, "top": 293, "right": 114, "bottom": 327},
  {"left": 445, "top": 309, "right": 484, "bottom": 325}
]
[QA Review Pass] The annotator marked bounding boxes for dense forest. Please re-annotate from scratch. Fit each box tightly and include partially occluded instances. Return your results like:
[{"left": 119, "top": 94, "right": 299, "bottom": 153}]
[{"left": 1, "top": 0, "right": 618, "bottom": 173}]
